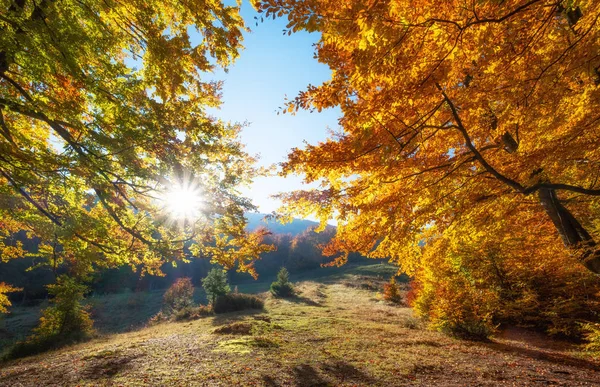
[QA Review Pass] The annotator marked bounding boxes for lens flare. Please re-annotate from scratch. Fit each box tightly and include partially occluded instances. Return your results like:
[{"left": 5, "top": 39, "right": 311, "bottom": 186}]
[{"left": 162, "top": 181, "right": 204, "bottom": 221}]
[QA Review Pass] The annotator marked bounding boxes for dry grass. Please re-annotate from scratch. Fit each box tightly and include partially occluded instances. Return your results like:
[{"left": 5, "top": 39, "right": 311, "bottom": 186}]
[{"left": 1, "top": 279, "right": 599, "bottom": 386}]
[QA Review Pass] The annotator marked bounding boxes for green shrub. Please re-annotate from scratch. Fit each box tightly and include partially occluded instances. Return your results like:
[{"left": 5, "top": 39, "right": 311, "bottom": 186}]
[
  {"left": 202, "top": 268, "right": 230, "bottom": 305},
  {"left": 438, "top": 319, "right": 493, "bottom": 341},
  {"left": 270, "top": 267, "right": 294, "bottom": 298},
  {"left": 213, "top": 293, "right": 264, "bottom": 314},
  {"left": 6, "top": 276, "right": 93, "bottom": 359},
  {"left": 163, "top": 277, "right": 194, "bottom": 313}
]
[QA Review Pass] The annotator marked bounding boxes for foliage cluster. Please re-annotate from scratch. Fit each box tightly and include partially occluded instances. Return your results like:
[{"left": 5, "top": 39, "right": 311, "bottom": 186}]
[
  {"left": 583, "top": 323, "right": 600, "bottom": 353},
  {"left": 410, "top": 223, "right": 600, "bottom": 339},
  {"left": 6, "top": 276, "right": 93, "bottom": 359},
  {"left": 270, "top": 267, "right": 295, "bottom": 298},
  {"left": 0, "top": 282, "right": 20, "bottom": 313},
  {"left": 382, "top": 277, "right": 402, "bottom": 305},
  {"left": 202, "top": 268, "right": 231, "bottom": 305},
  {"left": 163, "top": 277, "right": 194, "bottom": 314},
  {"left": 0, "top": 0, "right": 272, "bottom": 315},
  {"left": 255, "top": 0, "right": 600, "bottom": 341}
]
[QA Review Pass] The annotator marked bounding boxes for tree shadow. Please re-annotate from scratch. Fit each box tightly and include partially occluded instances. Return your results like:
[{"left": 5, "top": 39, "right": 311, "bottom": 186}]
[
  {"left": 82, "top": 353, "right": 143, "bottom": 380},
  {"left": 482, "top": 341, "right": 600, "bottom": 372},
  {"left": 286, "top": 295, "right": 323, "bottom": 307},
  {"left": 292, "top": 364, "right": 330, "bottom": 386},
  {"left": 262, "top": 361, "right": 376, "bottom": 387},
  {"left": 210, "top": 309, "right": 268, "bottom": 326},
  {"left": 320, "top": 360, "right": 376, "bottom": 385},
  {"left": 261, "top": 375, "right": 281, "bottom": 387}
]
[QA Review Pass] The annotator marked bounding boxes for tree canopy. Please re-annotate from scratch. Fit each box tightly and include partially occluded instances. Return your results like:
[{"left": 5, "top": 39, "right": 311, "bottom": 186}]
[
  {"left": 0, "top": 0, "right": 272, "bottom": 307},
  {"left": 256, "top": 0, "right": 600, "bottom": 275}
]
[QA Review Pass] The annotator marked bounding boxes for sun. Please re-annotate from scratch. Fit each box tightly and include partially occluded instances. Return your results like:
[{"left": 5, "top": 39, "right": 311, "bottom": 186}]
[{"left": 161, "top": 181, "right": 204, "bottom": 221}]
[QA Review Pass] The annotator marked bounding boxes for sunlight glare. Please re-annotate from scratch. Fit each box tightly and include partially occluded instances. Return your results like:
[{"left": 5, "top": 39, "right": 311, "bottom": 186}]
[{"left": 163, "top": 182, "right": 204, "bottom": 221}]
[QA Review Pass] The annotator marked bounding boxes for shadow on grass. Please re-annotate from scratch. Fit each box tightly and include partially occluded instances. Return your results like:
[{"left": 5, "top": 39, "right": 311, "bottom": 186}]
[
  {"left": 483, "top": 341, "right": 600, "bottom": 372},
  {"left": 0, "top": 369, "right": 33, "bottom": 385},
  {"left": 320, "top": 360, "right": 376, "bottom": 384},
  {"left": 286, "top": 295, "right": 323, "bottom": 307},
  {"left": 83, "top": 353, "right": 144, "bottom": 380},
  {"left": 292, "top": 364, "right": 330, "bottom": 386},
  {"left": 261, "top": 375, "right": 281, "bottom": 386},
  {"left": 210, "top": 309, "right": 268, "bottom": 327},
  {"left": 262, "top": 361, "right": 376, "bottom": 387}
]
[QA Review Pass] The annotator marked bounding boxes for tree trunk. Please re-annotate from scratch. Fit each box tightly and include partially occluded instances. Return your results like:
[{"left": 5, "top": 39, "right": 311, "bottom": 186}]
[{"left": 538, "top": 187, "right": 600, "bottom": 274}]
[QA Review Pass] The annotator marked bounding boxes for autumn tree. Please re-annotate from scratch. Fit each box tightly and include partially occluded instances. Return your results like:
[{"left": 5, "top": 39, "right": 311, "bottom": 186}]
[
  {"left": 255, "top": 0, "right": 600, "bottom": 276},
  {"left": 0, "top": 0, "right": 272, "bottom": 310}
]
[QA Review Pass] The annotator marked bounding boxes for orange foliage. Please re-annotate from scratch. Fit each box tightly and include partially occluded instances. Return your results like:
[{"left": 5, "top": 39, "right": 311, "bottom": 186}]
[
  {"left": 382, "top": 277, "right": 402, "bottom": 304},
  {"left": 256, "top": 0, "right": 600, "bottom": 337}
]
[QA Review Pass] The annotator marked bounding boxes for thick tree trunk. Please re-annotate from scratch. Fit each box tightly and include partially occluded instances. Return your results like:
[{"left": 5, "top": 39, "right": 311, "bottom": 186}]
[{"left": 538, "top": 188, "right": 600, "bottom": 274}]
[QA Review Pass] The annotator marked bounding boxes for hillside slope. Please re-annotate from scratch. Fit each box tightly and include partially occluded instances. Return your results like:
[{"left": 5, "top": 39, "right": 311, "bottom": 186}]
[{"left": 1, "top": 277, "right": 599, "bottom": 386}]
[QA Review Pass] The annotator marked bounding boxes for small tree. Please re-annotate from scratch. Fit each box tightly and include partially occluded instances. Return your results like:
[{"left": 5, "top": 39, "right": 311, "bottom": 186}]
[
  {"left": 8, "top": 276, "right": 93, "bottom": 359},
  {"left": 163, "top": 277, "right": 195, "bottom": 313},
  {"left": 383, "top": 277, "right": 402, "bottom": 304},
  {"left": 202, "top": 268, "right": 230, "bottom": 305},
  {"left": 270, "top": 267, "right": 294, "bottom": 298}
]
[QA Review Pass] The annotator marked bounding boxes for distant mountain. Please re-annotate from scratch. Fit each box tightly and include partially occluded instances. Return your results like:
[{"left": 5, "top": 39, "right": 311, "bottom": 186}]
[{"left": 245, "top": 213, "right": 323, "bottom": 236}]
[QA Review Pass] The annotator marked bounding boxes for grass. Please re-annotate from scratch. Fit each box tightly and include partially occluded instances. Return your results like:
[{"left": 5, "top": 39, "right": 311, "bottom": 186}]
[
  {"left": 0, "top": 263, "right": 396, "bottom": 351},
  {"left": 1, "top": 264, "right": 599, "bottom": 386}
]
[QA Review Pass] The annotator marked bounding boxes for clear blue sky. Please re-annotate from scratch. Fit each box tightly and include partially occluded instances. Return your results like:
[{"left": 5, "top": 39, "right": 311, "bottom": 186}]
[{"left": 210, "top": 2, "right": 341, "bottom": 214}]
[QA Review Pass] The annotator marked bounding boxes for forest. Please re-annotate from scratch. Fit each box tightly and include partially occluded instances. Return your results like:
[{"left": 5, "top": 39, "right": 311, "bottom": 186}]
[{"left": 1, "top": 0, "right": 600, "bottom": 385}]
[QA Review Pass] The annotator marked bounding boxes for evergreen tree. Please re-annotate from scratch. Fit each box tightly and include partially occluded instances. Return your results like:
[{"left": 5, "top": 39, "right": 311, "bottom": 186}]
[
  {"left": 202, "top": 268, "right": 230, "bottom": 305},
  {"left": 270, "top": 267, "right": 294, "bottom": 298}
]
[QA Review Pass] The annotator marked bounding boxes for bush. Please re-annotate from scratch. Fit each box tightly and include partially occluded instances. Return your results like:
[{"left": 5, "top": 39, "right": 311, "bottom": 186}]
[
  {"left": 583, "top": 323, "right": 600, "bottom": 352},
  {"left": 163, "top": 277, "right": 194, "bottom": 313},
  {"left": 270, "top": 267, "right": 294, "bottom": 298},
  {"left": 7, "top": 276, "right": 93, "bottom": 359},
  {"left": 409, "top": 210, "right": 600, "bottom": 341},
  {"left": 174, "top": 305, "right": 214, "bottom": 321},
  {"left": 383, "top": 277, "right": 402, "bottom": 304},
  {"left": 202, "top": 268, "right": 230, "bottom": 305},
  {"left": 438, "top": 319, "right": 494, "bottom": 341},
  {"left": 213, "top": 293, "right": 264, "bottom": 314}
]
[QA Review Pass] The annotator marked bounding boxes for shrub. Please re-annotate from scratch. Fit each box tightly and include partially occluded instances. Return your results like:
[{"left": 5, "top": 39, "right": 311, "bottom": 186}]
[
  {"left": 270, "top": 267, "right": 294, "bottom": 298},
  {"left": 148, "top": 310, "right": 168, "bottom": 325},
  {"left": 408, "top": 210, "right": 600, "bottom": 341},
  {"left": 438, "top": 319, "right": 494, "bottom": 341},
  {"left": 202, "top": 268, "right": 230, "bottom": 305},
  {"left": 383, "top": 277, "right": 402, "bottom": 304},
  {"left": 163, "top": 277, "right": 194, "bottom": 313},
  {"left": 7, "top": 276, "right": 93, "bottom": 359},
  {"left": 583, "top": 323, "right": 600, "bottom": 352},
  {"left": 174, "top": 305, "right": 214, "bottom": 321},
  {"left": 213, "top": 293, "right": 264, "bottom": 314}
]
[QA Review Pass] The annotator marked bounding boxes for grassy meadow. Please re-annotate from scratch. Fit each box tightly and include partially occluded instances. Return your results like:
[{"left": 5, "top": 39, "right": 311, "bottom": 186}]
[
  {"left": 0, "top": 264, "right": 396, "bottom": 354},
  {"left": 1, "top": 263, "right": 599, "bottom": 386}
]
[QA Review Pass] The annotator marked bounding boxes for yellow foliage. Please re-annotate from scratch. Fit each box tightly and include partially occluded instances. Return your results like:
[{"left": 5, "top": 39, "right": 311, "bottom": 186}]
[{"left": 0, "top": 282, "right": 21, "bottom": 313}]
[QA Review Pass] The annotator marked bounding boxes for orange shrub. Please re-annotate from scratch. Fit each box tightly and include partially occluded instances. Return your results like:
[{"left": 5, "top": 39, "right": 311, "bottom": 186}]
[
  {"left": 163, "top": 277, "right": 194, "bottom": 313},
  {"left": 383, "top": 277, "right": 402, "bottom": 304}
]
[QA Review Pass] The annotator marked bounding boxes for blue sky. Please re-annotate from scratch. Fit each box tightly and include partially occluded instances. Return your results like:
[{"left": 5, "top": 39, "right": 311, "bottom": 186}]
[{"left": 209, "top": 2, "right": 341, "bottom": 214}]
